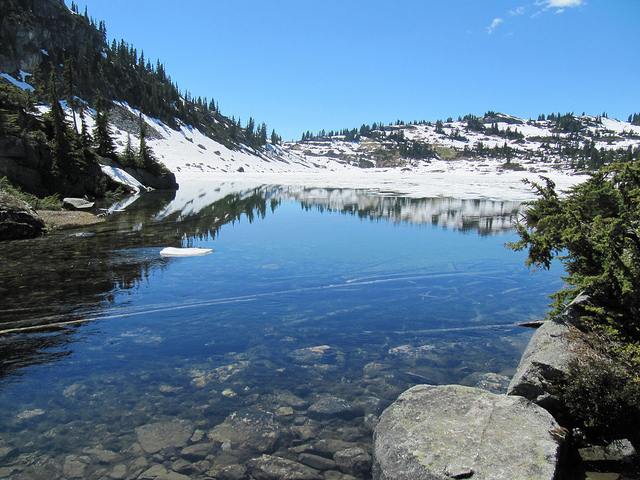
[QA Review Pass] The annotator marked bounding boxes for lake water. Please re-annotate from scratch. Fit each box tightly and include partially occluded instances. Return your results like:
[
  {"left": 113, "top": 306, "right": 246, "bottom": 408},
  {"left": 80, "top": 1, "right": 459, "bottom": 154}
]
[{"left": 0, "top": 182, "right": 564, "bottom": 479}]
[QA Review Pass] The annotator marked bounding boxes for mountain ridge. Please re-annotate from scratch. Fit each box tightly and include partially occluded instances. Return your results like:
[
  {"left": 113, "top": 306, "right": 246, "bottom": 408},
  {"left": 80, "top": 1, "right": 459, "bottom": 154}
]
[{"left": 1, "top": 0, "right": 640, "bottom": 201}]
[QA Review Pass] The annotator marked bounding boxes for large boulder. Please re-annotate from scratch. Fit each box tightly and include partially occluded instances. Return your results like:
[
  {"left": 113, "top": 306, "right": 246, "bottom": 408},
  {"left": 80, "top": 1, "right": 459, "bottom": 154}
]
[
  {"left": 0, "top": 191, "right": 46, "bottom": 240},
  {"left": 507, "top": 294, "right": 591, "bottom": 418},
  {"left": 373, "top": 384, "right": 565, "bottom": 480}
]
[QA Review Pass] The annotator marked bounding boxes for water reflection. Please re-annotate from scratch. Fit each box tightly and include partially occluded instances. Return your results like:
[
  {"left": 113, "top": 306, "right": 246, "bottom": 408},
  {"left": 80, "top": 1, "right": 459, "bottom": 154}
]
[
  {"left": 1, "top": 184, "right": 527, "bottom": 380},
  {"left": 0, "top": 182, "right": 555, "bottom": 479}
]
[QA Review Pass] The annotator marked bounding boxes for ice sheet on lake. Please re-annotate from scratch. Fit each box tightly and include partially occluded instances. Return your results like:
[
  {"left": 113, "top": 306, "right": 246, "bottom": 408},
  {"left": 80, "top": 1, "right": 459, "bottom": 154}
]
[{"left": 160, "top": 247, "right": 213, "bottom": 257}]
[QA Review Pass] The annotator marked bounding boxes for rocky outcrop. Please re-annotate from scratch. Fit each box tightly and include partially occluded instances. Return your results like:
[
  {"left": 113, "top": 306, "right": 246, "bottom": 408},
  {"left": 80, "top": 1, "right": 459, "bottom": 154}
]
[
  {"left": 0, "top": 134, "right": 118, "bottom": 198},
  {"left": 0, "top": 191, "right": 46, "bottom": 240},
  {"left": 0, "top": 0, "right": 103, "bottom": 77},
  {"left": 372, "top": 384, "right": 565, "bottom": 480},
  {"left": 507, "top": 294, "right": 591, "bottom": 419}
]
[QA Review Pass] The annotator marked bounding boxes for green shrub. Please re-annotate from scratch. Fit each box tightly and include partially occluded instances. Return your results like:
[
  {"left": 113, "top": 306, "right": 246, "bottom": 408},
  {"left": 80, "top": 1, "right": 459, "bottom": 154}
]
[
  {"left": 561, "top": 355, "right": 640, "bottom": 441},
  {"left": 0, "top": 176, "right": 62, "bottom": 210}
]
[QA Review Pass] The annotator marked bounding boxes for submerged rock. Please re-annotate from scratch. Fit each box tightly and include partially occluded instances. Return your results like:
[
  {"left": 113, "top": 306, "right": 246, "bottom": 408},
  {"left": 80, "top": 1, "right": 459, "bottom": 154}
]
[
  {"left": 373, "top": 384, "right": 565, "bottom": 480},
  {"left": 247, "top": 454, "right": 324, "bottom": 480},
  {"left": 135, "top": 419, "right": 194, "bottom": 454},
  {"left": 307, "top": 396, "right": 361, "bottom": 421},
  {"left": 333, "top": 447, "right": 372, "bottom": 478},
  {"left": 208, "top": 408, "right": 289, "bottom": 457}
]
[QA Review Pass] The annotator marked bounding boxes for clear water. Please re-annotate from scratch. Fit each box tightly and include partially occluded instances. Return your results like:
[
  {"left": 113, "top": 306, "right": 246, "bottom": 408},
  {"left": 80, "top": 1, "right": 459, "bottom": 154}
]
[{"left": 0, "top": 184, "right": 563, "bottom": 479}]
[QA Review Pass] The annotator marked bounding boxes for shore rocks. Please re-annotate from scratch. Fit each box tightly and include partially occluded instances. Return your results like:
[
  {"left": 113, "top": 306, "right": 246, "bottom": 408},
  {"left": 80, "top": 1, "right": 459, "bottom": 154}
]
[
  {"left": 0, "top": 191, "right": 46, "bottom": 240},
  {"left": 507, "top": 294, "right": 590, "bottom": 418},
  {"left": 372, "top": 384, "right": 565, "bottom": 480}
]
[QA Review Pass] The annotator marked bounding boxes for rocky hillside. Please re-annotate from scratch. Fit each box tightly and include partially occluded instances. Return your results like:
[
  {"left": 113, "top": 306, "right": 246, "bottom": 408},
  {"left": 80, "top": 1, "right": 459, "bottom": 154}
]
[
  {"left": 1, "top": 0, "right": 639, "bottom": 197},
  {"left": 284, "top": 112, "right": 640, "bottom": 174}
]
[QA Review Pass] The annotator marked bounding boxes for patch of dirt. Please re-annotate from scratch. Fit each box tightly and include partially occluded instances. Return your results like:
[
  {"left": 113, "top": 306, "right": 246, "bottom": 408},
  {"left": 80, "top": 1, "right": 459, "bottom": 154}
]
[{"left": 37, "top": 210, "right": 104, "bottom": 230}]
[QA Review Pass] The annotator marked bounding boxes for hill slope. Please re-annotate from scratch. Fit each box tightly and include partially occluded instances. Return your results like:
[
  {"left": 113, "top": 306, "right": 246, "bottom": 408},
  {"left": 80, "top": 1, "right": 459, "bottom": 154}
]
[{"left": 1, "top": 0, "right": 639, "bottom": 202}]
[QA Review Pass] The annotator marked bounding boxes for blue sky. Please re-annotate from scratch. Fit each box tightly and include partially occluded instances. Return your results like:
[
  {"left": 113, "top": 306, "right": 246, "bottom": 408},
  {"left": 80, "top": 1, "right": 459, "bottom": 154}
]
[{"left": 65, "top": 0, "right": 639, "bottom": 141}]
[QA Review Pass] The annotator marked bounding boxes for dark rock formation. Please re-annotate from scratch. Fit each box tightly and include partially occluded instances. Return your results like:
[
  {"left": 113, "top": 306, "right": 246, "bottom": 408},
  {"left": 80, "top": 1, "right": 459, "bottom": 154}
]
[
  {"left": 0, "top": 0, "right": 104, "bottom": 88},
  {"left": 0, "top": 191, "right": 46, "bottom": 240},
  {"left": 373, "top": 384, "right": 565, "bottom": 480}
]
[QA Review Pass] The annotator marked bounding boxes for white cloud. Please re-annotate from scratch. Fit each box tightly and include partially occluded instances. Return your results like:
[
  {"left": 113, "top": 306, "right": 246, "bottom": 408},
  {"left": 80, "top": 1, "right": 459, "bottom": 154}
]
[
  {"left": 487, "top": 18, "right": 504, "bottom": 34},
  {"left": 536, "top": 0, "right": 586, "bottom": 10},
  {"left": 509, "top": 6, "right": 525, "bottom": 16}
]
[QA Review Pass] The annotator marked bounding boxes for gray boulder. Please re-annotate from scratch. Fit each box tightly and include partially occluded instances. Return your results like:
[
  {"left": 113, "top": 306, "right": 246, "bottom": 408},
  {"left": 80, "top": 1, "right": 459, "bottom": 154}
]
[
  {"left": 507, "top": 294, "right": 590, "bottom": 417},
  {"left": 373, "top": 384, "right": 565, "bottom": 480},
  {"left": 63, "top": 197, "right": 95, "bottom": 210},
  {"left": 0, "top": 191, "right": 46, "bottom": 240}
]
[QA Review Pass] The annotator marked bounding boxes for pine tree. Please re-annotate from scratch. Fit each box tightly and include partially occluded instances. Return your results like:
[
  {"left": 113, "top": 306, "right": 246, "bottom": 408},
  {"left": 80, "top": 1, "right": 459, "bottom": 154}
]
[
  {"left": 93, "top": 92, "right": 116, "bottom": 158},
  {"left": 46, "top": 65, "right": 71, "bottom": 171},
  {"left": 137, "top": 114, "right": 156, "bottom": 170},
  {"left": 122, "top": 132, "right": 136, "bottom": 167},
  {"left": 63, "top": 59, "right": 77, "bottom": 133},
  {"left": 259, "top": 122, "right": 267, "bottom": 146}
]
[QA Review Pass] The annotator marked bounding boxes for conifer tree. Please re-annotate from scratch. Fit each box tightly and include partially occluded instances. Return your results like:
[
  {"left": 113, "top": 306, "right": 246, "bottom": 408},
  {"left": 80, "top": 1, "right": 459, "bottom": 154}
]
[
  {"left": 137, "top": 114, "right": 156, "bottom": 169},
  {"left": 63, "top": 59, "right": 77, "bottom": 132},
  {"left": 93, "top": 92, "right": 116, "bottom": 158},
  {"left": 46, "top": 65, "right": 71, "bottom": 171},
  {"left": 122, "top": 132, "right": 136, "bottom": 167}
]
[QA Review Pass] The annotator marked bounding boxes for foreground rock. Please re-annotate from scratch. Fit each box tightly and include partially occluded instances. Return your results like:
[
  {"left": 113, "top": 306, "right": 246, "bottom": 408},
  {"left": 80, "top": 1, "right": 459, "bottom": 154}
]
[
  {"left": 0, "top": 191, "right": 46, "bottom": 240},
  {"left": 373, "top": 384, "right": 565, "bottom": 480},
  {"left": 507, "top": 294, "right": 590, "bottom": 419}
]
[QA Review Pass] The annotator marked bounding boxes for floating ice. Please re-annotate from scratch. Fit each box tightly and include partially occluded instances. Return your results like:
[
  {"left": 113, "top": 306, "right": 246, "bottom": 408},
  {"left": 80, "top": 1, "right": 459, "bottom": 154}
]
[{"left": 160, "top": 247, "right": 212, "bottom": 257}]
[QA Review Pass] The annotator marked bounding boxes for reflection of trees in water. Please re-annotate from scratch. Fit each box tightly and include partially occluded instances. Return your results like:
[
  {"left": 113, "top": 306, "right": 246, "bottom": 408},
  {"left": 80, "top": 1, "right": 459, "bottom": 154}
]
[
  {"left": 168, "top": 189, "right": 280, "bottom": 244},
  {"left": 0, "top": 189, "right": 278, "bottom": 381},
  {"left": 0, "top": 184, "right": 520, "bottom": 380},
  {"left": 293, "top": 191, "right": 524, "bottom": 235}
]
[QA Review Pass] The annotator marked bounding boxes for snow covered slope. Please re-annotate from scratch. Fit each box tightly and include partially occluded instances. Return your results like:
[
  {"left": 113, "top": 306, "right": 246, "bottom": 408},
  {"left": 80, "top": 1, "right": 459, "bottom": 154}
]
[
  {"left": 114, "top": 108, "right": 640, "bottom": 200},
  {"left": 4, "top": 71, "right": 637, "bottom": 201}
]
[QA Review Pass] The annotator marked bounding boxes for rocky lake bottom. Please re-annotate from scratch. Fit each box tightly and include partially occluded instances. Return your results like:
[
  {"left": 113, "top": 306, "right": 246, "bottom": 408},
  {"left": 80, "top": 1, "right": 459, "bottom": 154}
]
[{"left": 0, "top": 185, "right": 565, "bottom": 479}]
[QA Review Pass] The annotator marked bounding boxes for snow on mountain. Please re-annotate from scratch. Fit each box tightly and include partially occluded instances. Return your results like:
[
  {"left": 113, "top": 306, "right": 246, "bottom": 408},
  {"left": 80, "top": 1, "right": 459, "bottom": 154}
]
[{"left": 5, "top": 64, "right": 634, "bottom": 203}]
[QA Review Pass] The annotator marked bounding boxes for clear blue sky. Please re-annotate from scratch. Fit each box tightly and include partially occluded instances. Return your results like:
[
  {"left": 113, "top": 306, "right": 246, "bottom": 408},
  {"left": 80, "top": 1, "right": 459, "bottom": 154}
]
[{"left": 65, "top": 0, "right": 639, "bottom": 141}]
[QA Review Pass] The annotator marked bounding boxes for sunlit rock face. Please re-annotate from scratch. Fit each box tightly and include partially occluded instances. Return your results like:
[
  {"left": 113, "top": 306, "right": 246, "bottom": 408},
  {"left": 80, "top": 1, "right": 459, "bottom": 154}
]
[{"left": 373, "top": 384, "right": 565, "bottom": 480}]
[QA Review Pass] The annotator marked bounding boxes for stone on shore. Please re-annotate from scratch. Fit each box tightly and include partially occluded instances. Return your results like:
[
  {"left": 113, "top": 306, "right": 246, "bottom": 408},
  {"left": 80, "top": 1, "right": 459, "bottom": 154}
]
[
  {"left": 507, "top": 294, "right": 590, "bottom": 417},
  {"left": 373, "top": 384, "right": 565, "bottom": 480},
  {"left": 0, "top": 191, "right": 46, "bottom": 240}
]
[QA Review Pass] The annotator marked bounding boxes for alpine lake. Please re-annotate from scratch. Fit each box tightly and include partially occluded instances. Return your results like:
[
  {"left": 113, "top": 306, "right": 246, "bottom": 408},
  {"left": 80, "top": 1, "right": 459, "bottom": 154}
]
[{"left": 0, "top": 180, "right": 565, "bottom": 479}]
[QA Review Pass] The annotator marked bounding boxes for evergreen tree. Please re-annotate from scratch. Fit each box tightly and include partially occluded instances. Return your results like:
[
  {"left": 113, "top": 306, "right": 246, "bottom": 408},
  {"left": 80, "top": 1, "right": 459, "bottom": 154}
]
[
  {"left": 137, "top": 114, "right": 156, "bottom": 170},
  {"left": 93, "top": 92, "right": 116, "bottom": 158},
  {"left": 259, "top": 122, "right": 267, "bottom": 146},
  {"left": 122, "top": 132, "right": 136, "bottom": 167},
  {"left": 46, "top": 65, "right": 72, "bottom": 171},
  {"left": 63, "top": 59, "right": 77, "bottom": 132}
]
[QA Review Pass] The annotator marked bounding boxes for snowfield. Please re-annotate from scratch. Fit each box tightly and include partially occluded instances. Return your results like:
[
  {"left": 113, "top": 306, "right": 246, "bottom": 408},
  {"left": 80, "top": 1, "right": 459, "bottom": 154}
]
[{"left": 4, "top": 71, "right": 639, "bottom": 202}]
